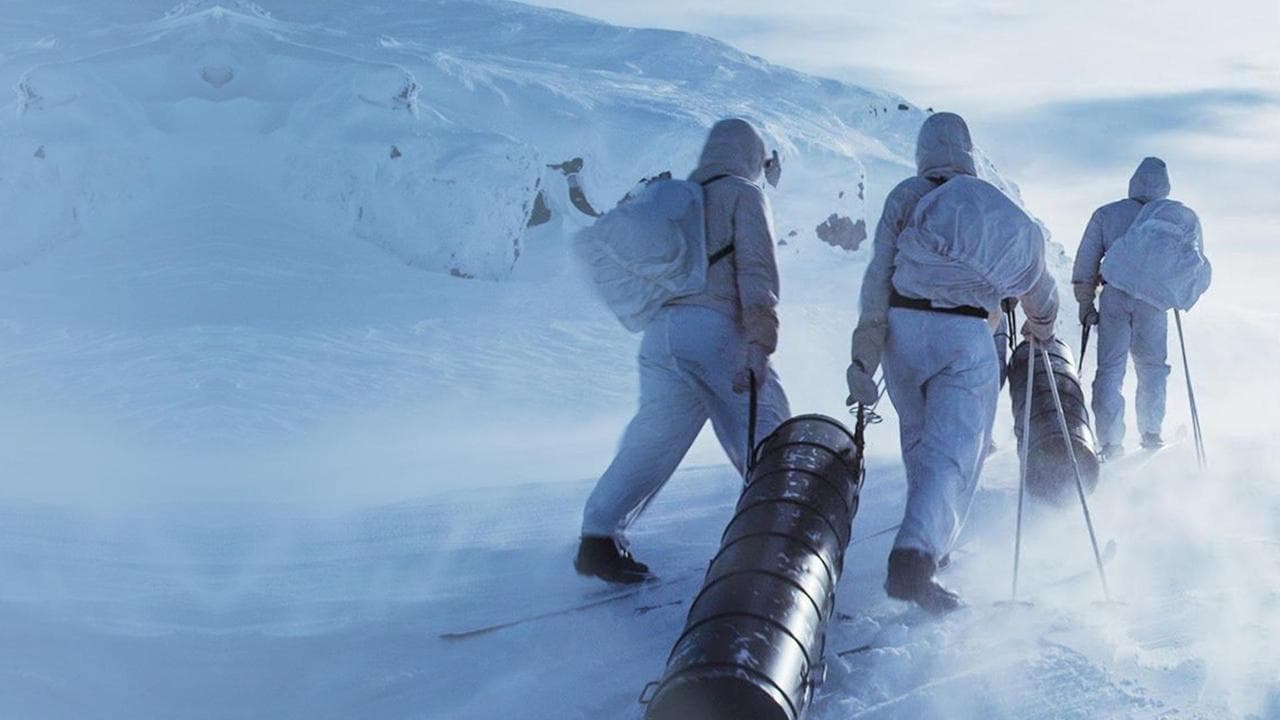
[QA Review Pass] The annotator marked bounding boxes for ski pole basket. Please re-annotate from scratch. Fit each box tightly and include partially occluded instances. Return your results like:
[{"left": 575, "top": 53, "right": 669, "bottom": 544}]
[{"left": 642, "top": 414, "right": 865, "bottom": 720}]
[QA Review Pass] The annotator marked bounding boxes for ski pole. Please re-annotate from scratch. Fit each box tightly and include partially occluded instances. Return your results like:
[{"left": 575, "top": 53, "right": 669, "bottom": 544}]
[
  {"left": 747, "top": 370, "right": 759, "bottom": 476},
  {"left": 1080, "top": 324, "right": 1092, "bottom": 377},
  {"left": 1004, "top": 300, "right": 1018, "bottom": 352},
  {"left": 1040, "top": 345, "right": 1112, "bottom": 602},
  {"left": 853, "top": 402, "right": 867, "bottom": 491},
  {"left": 1011, "top": 338, "right": 1036, "bottom": 602},
  {"left": 1174, "top": 310, "right": 1207, "bottom": 470}
]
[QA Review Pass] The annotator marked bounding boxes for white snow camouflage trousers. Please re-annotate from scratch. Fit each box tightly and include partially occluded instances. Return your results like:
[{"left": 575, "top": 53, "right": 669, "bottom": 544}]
[
  {"left": 581, "top": 305, "right": 790, "bottom": 542},
  {"left": 883, "top": 307, "right": 1000, "bottom": 560},
  {"left": 1092, "top": 285, "right": 1170, "bottom": 447}
]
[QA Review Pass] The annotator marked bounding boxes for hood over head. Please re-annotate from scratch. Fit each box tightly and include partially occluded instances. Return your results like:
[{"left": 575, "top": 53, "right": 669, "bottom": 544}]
[
  {"left": 916, "top": 111, "right": 977, "bottom": 180},
  {"left": 1128, "top": 156, "right": 1170, "bottom": 202},
  {"left": 689, "top": 118, "right": 767, "bottom": 184}
]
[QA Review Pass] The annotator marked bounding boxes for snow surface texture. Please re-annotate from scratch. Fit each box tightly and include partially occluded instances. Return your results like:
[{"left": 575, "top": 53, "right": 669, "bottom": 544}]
[{"left": 0, "top": 2, "right": 1276, "bottom": 719}]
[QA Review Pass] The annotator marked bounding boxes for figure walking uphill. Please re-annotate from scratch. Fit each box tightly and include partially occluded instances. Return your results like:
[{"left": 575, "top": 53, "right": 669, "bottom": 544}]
[
  {"left": 576, "top": 118, "right": 791, "bottom": 584},
  {"left": 845, "top": 112, "right": 1060, "bottom": 613},
  {"left": 1072, "top": 157, "right": 1210, "bottom": 462}
]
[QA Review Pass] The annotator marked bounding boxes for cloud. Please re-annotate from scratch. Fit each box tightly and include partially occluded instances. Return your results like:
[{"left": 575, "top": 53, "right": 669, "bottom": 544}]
[
  {"left": 967, "top": 88, "right": 1280, "bottom": 253},
  {"left": 977, "top": 88, "right": 1280, "bottom": 173}
]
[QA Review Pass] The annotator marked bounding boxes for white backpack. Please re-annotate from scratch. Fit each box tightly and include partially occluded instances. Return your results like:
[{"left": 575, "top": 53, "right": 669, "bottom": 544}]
[
  {"left": 1100, "top": 199, "right": 1210, "bottom": 311},
  {"left": 573, "top": 175, "right": 732, "bottom": 332},
  {"left": 892, "top": 175, "right": 1046, "bottom": 311}
]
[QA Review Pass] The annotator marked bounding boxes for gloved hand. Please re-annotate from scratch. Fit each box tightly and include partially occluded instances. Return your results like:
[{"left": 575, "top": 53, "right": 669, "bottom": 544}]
[
  {"left": 849, "top": 321, "right": 886, "bottom": 380},
  {"left": 763, "top": 149, "right": 781, "bottom": 188},
  {"left": 732, "top": 343, "right": 770, "bottom": 394},
  {"left": 845, "top": 361, "right": 879, "bottom": 406},
  {"left": 1021, "top": 318, "right": 1055, "bottom": 344},
  {"left": 1078, "top": 301, "right": 1098, "bottom": 327}
]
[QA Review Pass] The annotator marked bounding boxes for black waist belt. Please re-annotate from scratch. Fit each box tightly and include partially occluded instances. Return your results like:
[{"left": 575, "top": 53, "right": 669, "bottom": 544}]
[{"left": 889, "top": 290, "right": 988, "bottom": 319}]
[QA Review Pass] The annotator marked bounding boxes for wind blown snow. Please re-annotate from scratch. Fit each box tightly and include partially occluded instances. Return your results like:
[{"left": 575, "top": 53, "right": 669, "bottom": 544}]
[{"left": 0, "top": 2, "right": 1275, "bottom": 719}]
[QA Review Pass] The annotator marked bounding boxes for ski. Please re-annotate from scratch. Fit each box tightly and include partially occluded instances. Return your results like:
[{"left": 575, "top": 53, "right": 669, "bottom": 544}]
[
  {"left": 634, "top": 599, "right": 684, "bottom": 617},
  {"left": 437, "top": 573, "right": 694, "bottom": 642},
  {"left": 1045, "top": 538, "right": 1118, "bottom": 588},
  {"left": 1101, "top": 427, "right": 1190, "bottom": 479},
  {"left": 834, "top": 540, "right": 1118, "bottom": 654}
]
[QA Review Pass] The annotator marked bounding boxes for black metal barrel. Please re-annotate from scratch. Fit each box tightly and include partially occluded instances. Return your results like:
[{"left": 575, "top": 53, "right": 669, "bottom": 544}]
[
  {"left": 643, "top": 414, "right": 864, "bottom": 720},
  {"left": 1009, "top": 338, "right": 1100, "bottom": 504}
]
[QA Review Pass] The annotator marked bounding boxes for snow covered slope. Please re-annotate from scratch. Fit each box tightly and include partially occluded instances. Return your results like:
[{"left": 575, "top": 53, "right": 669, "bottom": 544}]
[
  {"left": 0, "top": 0, "right": 1061, "bottom": 483},
  {"left": 1, "top": 2, "right": 1275, "bottom": 720},
  {"left": 0, "top": 0, "right": 1068, "bottom": 463},
  {"left": 0, "top": 0, "right": 1050, "bottom": 282}
]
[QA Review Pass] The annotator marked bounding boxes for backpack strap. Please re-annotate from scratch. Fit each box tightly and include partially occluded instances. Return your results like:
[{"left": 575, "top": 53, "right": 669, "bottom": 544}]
[
  {"left": 708, "top": 243, "right": 735, "bottom": 266},
  {"left": 700, "top": 174, "right": 735, "bottom": 266}
]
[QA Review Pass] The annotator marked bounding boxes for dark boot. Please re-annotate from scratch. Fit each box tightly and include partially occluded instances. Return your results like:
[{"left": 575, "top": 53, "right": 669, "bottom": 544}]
[
  {"left": 885, "top": 548, "right": 961, "bottom": 614},
  {"left": 574, "top": 536, "right": 652, "bottom": 584},
  {"left": 1140, "top": 433, "right": 1164, "bottom": 449},
  {"left": 1100, "top": 443, "right": 1125, "bottom": 462}
]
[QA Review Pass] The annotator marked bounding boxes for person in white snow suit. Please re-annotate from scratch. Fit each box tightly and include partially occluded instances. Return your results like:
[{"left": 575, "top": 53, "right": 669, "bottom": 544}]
[
  {"left": 845, "top": 112, "right": 1059, "bottom": 613},
  {"left": 576, "top": 118, "right": 791, "bottom": 584},
  {"left": 1073, "top": 157, "right": 1176, "bottom": 460}
]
